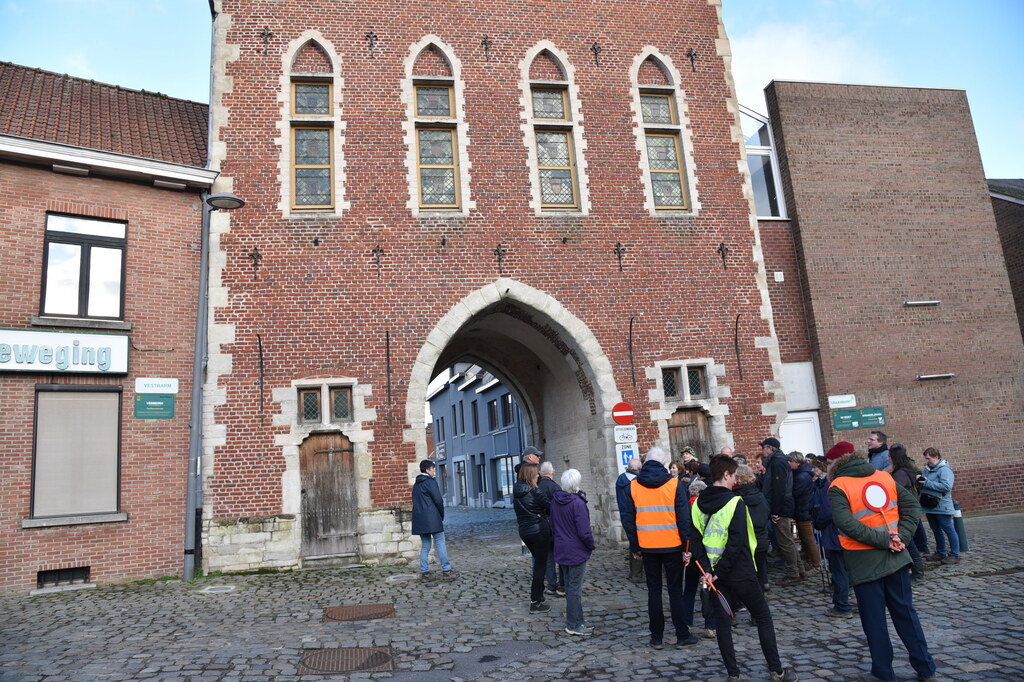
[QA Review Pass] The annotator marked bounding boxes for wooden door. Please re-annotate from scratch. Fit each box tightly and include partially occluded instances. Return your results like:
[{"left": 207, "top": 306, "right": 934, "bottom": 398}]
[
  {"left": 300, "top": 433, "right": 358, "bottom": 559},
  {"left": 667, "top": 407, "right": 713, "bottom": 462}
]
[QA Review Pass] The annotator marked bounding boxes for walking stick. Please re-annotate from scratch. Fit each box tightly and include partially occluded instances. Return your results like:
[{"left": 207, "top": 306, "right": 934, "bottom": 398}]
[
  {"left": 694, "top": 560, "right": 734, "bottom": 620},
  {"left": 682, "top": 540, "right": 690, "bottom": 583},
  {"left": 815, "top": 529, "right": 828, "bottom": 595}
]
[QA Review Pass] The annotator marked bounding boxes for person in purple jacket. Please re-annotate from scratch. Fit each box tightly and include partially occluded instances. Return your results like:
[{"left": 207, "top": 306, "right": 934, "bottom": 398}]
[{"left": 550, "top": 468, "right": 596, "bottom": 636}]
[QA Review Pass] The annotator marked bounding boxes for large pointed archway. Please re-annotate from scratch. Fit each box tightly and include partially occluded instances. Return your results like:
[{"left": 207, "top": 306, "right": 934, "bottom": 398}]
[{"left": 405, "top": 278, "right": 625, "bottom": 538}]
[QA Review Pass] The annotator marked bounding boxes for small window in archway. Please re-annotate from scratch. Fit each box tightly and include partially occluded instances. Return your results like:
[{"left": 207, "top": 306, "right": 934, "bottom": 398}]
[
  {"left": 330, "top": 386, "right": 352, "bottom": 422},
  {"left": 299, "top": 388, "right": 321, "bottom": 423}
]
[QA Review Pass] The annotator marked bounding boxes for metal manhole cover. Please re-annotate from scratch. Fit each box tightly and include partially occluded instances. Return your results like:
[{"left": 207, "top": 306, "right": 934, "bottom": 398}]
[
  {"left": 298, "top": 647, "right": 393, "bottom": 674},
  {"left": 324, "top": 603, "right": 395, "bottom": 622}
]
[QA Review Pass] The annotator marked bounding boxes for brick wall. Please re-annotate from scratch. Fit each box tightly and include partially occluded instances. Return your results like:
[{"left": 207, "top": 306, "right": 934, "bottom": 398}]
[
  {"left": 0, "top": 163, "right": 202, "bottom": 591},
  {"left": 767, "top": 81, "right": 1024, "bottom": 512},
  {"left": 991, "top": 194, "right": 1024, "bottom": 341},
  {"left": 205, "top": 0, "right": 788, "bottom": 564}
]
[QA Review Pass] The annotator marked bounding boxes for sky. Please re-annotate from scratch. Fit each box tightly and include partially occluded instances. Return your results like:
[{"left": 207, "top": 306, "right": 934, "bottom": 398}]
[{"left": 0, "top": 0, "right": 1021, "bottom": 178}]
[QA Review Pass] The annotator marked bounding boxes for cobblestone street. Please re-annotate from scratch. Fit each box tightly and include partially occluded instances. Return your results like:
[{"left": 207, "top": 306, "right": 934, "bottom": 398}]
[{"left": 1, "top": 510, "right": 1022, "bottom": 682}]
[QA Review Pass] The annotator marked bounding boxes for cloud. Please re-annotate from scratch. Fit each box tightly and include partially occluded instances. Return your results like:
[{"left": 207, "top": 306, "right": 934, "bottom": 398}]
[
  {"left": 728, "top": 21, "right": 891, "bottom": 114},
  {"left": 64, "top": 50, "right": 98, "bottom": 80}
]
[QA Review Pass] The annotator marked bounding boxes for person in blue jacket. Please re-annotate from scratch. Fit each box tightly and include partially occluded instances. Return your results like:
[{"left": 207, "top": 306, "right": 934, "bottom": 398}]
[
  {"left": 412, "top": 459, "right": 458, "bottom": 580},
  {"left": 920, "top": 447, "right": 960, "bottom": 564},
  {"left": 814, "top": 442, "right": 854, "bottom": 617},
  {"left": 615, "top": 457, "right": 644, "bottom": 583}
]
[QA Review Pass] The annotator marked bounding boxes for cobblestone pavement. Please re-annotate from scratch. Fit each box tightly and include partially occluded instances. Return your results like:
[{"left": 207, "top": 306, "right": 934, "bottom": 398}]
[{"left": 1, "top": 509, "right": 1022, "bottom": 682}]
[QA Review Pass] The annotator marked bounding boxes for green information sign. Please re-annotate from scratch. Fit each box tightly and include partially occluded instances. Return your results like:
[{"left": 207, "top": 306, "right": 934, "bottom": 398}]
[
  {"left": 833, "top": 406, "right": 886, "bottom": 431},
  {"left": 135, "top": 393, "right": 175, "bottom": 419}
]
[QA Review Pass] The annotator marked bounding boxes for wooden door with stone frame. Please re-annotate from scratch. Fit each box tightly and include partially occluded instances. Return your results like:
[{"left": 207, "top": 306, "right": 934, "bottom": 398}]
[{"left": 299, "top": 432, "right": 358, "bottom": 559}]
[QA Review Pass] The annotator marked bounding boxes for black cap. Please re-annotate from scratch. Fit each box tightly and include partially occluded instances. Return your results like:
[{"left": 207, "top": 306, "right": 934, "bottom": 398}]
[
  {"left": 521, "top": 445, "right": 543, "bottom": 460},
  {"left": 759, "top": 437, "right": 781, "bottom": 449}
]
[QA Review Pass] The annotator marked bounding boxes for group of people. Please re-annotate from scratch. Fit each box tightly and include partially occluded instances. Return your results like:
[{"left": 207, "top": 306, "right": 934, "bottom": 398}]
[{"left": 411, "top": 429, "right": 959, "bottom": 682}]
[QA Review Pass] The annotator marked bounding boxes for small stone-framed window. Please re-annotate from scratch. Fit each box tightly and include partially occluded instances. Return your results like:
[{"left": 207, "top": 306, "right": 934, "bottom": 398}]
[
  {"left": 297, "top": 385, "right": 353, "bottom": 425},
  {"left": 662, "top": 365, "right": 708, "bottom": 401}
]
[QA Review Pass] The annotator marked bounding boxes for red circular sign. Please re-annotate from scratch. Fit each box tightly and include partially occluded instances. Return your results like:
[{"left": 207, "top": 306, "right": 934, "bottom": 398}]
[{"left": 612, "top": 402, "right": 634, "bottom": 425}]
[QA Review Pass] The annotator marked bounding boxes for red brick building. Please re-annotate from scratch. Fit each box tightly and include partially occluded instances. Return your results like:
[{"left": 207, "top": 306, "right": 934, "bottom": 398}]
[
  {"left": 202, "top": 0, "right": 788, "bottom": 570},
  {"left": 762, "top": 81, "right": 1024, "bottom": 513},
  {"left": 989, "top": 180, "right": 1024, "bottom": 342},
  {"left": 0, "top": 62, "right": 217, "bottom": 591}
]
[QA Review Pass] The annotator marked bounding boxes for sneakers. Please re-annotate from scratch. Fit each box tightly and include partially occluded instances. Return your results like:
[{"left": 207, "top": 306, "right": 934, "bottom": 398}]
[
  {"left": 529, "top": 600, "right": 550, "bottom": 613},
  {"left": 556, "top": 588, "right": 566, "bottom": 597},
  {"left": 419, "top": 572, "right": 434, "bottom": 581},
  {"left": 545, "top": 586, "right": 560, "bottom": 596},
  {"left": 675, "top": 634, "right": 700, "bottom": 647},
  {"left": 824, "top": 607, "right": 853, "bottom": 619},
  {"left": 777, "top": 576, "right": 803, "bottom": 587},
  {"left": 770, "top": 668, "right": 798, "bottom": 681},
  {"left": 565, "top": 625, "right": 594, "bottom": 636},
  {"left": 442, "top": 569, "right": 460, "bottom": 580},
  {"left": 702, "top": 628, "right": 717, "bottom": 639},
  {"left": 941, "top": 555, "right": 961, "bottom": 565},
  {"left": 649, "top": 639, "right": 664, "bottom": 650}
]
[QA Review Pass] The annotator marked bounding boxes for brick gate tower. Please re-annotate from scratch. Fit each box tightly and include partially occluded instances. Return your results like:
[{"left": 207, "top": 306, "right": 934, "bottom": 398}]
[{"left": 203, "top": 0, "right": 786, "bottom": 572}]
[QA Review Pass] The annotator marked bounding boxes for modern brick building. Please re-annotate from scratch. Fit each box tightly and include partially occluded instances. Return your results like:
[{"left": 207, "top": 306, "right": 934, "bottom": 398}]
[
  {"left": 989, "top": 179, "right": 1024, "bottom": 342},
  {"left": 761, "top": 81, "right": 1024, "bottom": 513},
  {"left": 201, "top": 0, "right": 788, "bottom": 572},
  {"left": 0, "top": 62, "right": 217, "bottom": 591}
]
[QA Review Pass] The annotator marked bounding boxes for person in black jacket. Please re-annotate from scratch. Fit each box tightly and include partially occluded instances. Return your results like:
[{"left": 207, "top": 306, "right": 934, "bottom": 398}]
[
  {"left": 412, "top": 460, "right": 458, "bottom": 581},
  {"left": 789, "top": 452, "right": 820, "bottom": 571},
  {"left": 688, "top": 455, "right": 796, "bottom": 682},
  {"left": 759, "top": 437, "right": 801, "bottom": 586},
  {"left": 513, "top": 461, "right": 552, "bottom": 613},
  {"left": 538, "top": 461, "right": 565, "bottom": 596},
  {"left": 735, "top": 464, "right": 770, "bottom": 593}
]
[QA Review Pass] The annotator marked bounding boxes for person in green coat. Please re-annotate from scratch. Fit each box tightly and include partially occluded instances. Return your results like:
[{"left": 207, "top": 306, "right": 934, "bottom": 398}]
[{"left": 828, "top": 451, "right": 936, "bottom": 682}]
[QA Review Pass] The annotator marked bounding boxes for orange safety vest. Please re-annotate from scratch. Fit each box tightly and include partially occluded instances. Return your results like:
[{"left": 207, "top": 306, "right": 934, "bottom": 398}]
[
  {"left": 631, "top": 477, "right": 682, "bottom": 550},
  {"left": 829, "top": 470, "right": 900, "bottom": 551}
]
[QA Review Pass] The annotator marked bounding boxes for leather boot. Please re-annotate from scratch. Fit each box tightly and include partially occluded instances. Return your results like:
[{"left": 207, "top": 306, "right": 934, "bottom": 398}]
[{"left": 911, "top": 557, "right": 926, "bottom": 580}]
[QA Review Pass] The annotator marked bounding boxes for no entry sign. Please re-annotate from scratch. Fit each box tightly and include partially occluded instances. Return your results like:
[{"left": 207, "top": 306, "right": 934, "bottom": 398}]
[{"left": 612, "top": 402, "right": 634, "bottom": 425}]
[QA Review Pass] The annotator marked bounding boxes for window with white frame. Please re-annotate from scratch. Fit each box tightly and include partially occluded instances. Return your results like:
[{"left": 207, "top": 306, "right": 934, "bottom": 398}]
[
  {"left": 32, "top": 385, "right": 121, "bottom": 518},
  {"left": 741, "top": 105, "right": 786, "bottom": 218},
  {"left": 41, "top": 214, "right": 127, "bottom": 320}
]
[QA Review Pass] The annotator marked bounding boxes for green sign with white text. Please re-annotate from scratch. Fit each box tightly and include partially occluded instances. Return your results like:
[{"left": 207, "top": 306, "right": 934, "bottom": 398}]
[
  {"left": 833, "top": 407, "right": 886, "bottom": 431},
  {"left": 135, "top": 393, "right": 175, "bottom": 419}
]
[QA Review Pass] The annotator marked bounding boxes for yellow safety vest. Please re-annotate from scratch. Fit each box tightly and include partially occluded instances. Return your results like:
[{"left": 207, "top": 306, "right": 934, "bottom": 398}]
[
  {"left": 691, "top": 496, "right": 758, "bottom": 570},
  {"left": 631, "top": 478, "right": 682, "bottom": 550}
]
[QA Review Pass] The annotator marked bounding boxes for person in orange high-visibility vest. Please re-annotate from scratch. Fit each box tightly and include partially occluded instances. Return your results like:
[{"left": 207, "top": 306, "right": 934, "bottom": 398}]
[
  {"left": 621, "top": 445, "right": 699, "bottom": 650},
  {"left": 829, "top": 450, "right": 936, "bottom": 682}
]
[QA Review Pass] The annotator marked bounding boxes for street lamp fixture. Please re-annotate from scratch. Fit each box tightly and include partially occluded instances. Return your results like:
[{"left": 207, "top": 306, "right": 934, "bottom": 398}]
[{"left": 206, "top": 192, "right": 246, "bottom": 210}]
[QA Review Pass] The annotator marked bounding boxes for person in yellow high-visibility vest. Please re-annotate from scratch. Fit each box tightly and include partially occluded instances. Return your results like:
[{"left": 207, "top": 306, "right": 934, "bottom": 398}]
[
  {"left": 621, "top": 445, "right": 700, "bottom": 650},
  {"left": 688, "top": 455, "right": 796, "bottom": 682}
]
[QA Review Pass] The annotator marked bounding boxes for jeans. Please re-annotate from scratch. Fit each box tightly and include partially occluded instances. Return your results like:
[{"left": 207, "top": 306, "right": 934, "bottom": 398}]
[
  {"left": 642, "top": 551, "right": 689, "bottom": 642},
  {"left": 913, "top": 518, "right": 930, "bottom": 554},
  {"left": 754, "top": 548, "right": 769, "bottom": 591},
  {"left": 853, "top": 566, "right": 936, "bottom": 681},
  {"left": 419, "top": 532, "right": 452, "bottom": 573},
  {"left": 926, "top": 513, "right": 960, "bottom": 557},
  {"left": 772, "top": 516, "right": 800, "bottom": 578},
  {"left": 545, "top": 539, "right": 564, "bottom": 590},
  {"left": 825, "top": 548, "right": 851, "bottom": 613},
  {"left": 521, "top": 528, "right": 550, "bottom": 603},
  {"left": 712, "top": 576, "right": 783, "bottom": 678},
  {"left": 682, "top": 562, "right": 716, "bottom": 630},
  {"left": 562, "top": 562, "right": 587, "bottom": 628}
]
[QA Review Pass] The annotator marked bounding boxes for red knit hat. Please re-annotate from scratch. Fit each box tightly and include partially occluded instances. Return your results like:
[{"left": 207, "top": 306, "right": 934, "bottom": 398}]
[{"left": 825, "top": 441, "right": 855, "bottom": 461}]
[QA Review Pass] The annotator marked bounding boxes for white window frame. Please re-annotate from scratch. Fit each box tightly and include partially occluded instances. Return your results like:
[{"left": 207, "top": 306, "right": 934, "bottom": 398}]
[{"left": 740, "top": 104, "right": 787, "bottom": 220}]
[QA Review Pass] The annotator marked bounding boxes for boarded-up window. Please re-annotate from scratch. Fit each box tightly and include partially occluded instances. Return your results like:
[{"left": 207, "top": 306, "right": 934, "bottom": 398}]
[{"left": 33, "top": 388, "right": 120, "bottom": 517}]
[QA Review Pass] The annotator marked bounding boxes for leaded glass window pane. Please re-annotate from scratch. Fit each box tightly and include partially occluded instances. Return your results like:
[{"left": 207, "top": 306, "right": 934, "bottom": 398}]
[
  {"left": 418, "top": 129, "right": 454, "bottom": 165},
  {"left": 646, "top": 135, "right": 679, "bottom": 170},
  {"left": 295, "top": 168, "right": 331, "bottom": 206},
  {"left": 330, "top": 387, "right": 351, "bottom": 421},
  {"left": 536, "top": 132, "right": 570, "bottom": 166},
  {"left": 420, "top": 167, "right": 457, "bottom": 206},
  {"left": 532, "top": 89, "right": 566, "bottom": 120},
  {"left": 652, "top": 174, "right": 684, "bottom": 207},
  {"left": 641, "top": 94, "right": 675, "bottom": 124},
  {"left": 294, "top": 128, "right": 331, "bottom": 165},
  {"left": 300, "top": 390, "right": 320, "bottom": 423},
  {"left": 662, "top": 368, "right": 679, "bottom": 398},
  {"left": 540, "top": 169, "right": 574, "bottom": 205},
  {"left": 416, "top": 86, "right": 452, "bottom": 117},
  {"left": 688, "top": 367, "right": 706, "bottom": 397},
  {"left": 294, "top": 83, "right": 330, "bottom": 115}
]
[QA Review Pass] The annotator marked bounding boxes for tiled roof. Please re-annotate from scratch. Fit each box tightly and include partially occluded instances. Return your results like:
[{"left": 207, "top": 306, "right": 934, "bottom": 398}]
[
  {"left": 988, "top": 179, "right": 1024, "bottom": 202},
  {"left": 0, "top": 61, "right": 208, "bottom": 167}
]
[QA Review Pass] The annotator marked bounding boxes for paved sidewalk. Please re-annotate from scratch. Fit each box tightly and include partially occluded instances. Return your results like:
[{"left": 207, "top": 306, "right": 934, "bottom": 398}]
[{"left": 1, "top": 509, "right": 1022, "bottom": 681}]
